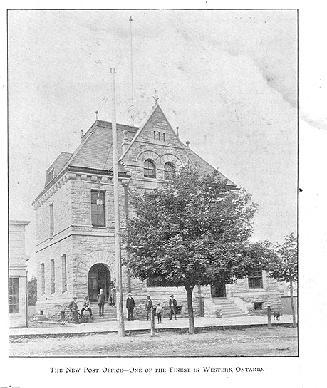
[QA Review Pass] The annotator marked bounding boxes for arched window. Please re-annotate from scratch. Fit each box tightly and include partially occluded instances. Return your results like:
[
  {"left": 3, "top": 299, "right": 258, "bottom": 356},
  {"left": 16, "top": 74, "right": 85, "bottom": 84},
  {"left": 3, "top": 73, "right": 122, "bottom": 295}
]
[
  {"left": 164, "top": 162, "right": 175, "bottom": 180},
  {"left": 144, "top": 159, "right": 156, "bottom": 178}
]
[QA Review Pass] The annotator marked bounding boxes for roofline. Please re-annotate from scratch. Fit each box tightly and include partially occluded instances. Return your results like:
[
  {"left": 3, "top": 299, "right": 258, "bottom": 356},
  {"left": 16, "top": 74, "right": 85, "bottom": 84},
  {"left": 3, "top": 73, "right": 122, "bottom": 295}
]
[{"left": 32, "top": 165, "right": 129, "bottom": 206}]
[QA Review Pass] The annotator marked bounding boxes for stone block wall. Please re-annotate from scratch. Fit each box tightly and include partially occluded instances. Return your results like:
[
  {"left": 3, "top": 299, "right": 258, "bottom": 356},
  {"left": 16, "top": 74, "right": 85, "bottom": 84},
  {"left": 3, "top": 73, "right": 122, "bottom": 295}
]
[
  {"left": 35, "top": 179, "right": 72, "bottom": 245},
  {"left": 36, "top": 235, "right": 74, "bottom": 313},
  {"left": 226, "top": 272, "right": 283, "bottom": 314}
]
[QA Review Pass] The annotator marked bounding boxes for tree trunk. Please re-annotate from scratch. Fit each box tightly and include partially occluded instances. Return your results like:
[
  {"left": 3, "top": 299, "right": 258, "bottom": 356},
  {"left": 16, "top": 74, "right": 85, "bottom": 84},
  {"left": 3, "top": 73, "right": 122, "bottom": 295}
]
[
  {"left": 290, "top": 279, "right": 296, "bottom": 328},
  {"left": 185, "top": 285, "right": 195, "bottom": 334}
]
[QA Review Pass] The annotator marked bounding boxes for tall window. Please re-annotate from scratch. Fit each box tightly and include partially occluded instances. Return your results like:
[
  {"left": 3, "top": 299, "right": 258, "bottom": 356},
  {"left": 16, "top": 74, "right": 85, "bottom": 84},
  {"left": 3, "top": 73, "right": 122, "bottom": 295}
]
[
  {"left": 40, "top": 263, "right": 45, "bottom": 294},
  {"left": 51, "top": 259, "right": 55, "bottom": 294},
  {"left": 248, "top": 270, "right": 263, "bottom": 289},
  {"left": 91, "top": 190, "right": 105, "bottom": 227},
  {"left": 8, "top": 277, "right": 19, "bottom": 313},
  {"left": 144, "top": 159, "right": 156, "bottom": 178},
  {"left": 62, "top": 254, "right": 67, "bottom": 293},
  {"left": 164, "top": 162, "right": 175, "bottom": 180},
  {"left": 49, "top": 203, "right": 54, "bottom": 237}
]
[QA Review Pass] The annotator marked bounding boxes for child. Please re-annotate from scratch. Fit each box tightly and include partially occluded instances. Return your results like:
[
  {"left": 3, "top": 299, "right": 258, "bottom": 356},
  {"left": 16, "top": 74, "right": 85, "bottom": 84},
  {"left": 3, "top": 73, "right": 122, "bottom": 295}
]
[{"left": 156, "top": 303, "right": 163, "bottom": 323}]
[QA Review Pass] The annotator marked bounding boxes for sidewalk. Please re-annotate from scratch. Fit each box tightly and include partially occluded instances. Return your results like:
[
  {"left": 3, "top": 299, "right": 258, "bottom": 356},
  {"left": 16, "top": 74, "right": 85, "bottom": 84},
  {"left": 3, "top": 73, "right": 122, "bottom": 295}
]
[{"left": 9, "top": 315, "right": 295, "bottom": 339}]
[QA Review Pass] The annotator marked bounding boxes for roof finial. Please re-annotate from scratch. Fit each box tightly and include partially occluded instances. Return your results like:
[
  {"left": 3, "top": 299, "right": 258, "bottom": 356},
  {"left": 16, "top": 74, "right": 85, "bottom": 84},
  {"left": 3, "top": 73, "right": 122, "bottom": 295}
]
[
  {"left": 153, "top": 89, "right": 159, "bottom": 106},
  {"left": 95, "top": 110, "right": 99, "bottom": 121},
  {"left": 176, "top": 126, "right": 179, "bottom": 137}
]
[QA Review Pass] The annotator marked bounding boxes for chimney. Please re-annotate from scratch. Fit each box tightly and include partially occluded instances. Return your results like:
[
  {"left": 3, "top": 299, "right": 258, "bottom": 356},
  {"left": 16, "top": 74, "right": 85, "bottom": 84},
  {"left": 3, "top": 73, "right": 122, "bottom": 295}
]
[{"left": 176, "top": 126, "right": 179, "bottom": 138}]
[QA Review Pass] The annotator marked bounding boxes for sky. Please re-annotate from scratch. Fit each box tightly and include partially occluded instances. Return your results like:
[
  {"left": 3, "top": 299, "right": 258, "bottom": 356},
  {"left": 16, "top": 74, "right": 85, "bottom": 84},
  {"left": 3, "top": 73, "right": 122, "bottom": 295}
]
[{"left": 8, "top": 9, "right": 298, "bottom": 268}]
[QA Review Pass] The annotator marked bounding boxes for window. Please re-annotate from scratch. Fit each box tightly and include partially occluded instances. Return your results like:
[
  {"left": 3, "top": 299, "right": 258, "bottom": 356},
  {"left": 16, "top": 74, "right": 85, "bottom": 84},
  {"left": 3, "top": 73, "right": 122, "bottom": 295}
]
[
  {"left": 49, "top": 203, "right": 54, "bottom": 237},
  {"left": 91, "top": 190, "right": 105, "bottom": 227},
  {"left": 51, "top": 259, "right": 55, "bottom": 294},
  {"left": 9, "top": 277, "right": 19, "bottom": 313},
  {"left": 163, "top": 133, "right": 166, "bottom": 142},
  {"left": 164, "top": 162, "right": 175, "bottom": 180},
  {"left": 144, "top": 159, "right": 156, "bottom": 178},
  {"left": 248, "top": 270, "right": 263, "bottom": 289},
  {"left": 40, "top": 263, "right": 45, "bottom": 294},
  {"left": 62, "top": 254, "right": 67, "bottom": 293},
  {"left": 254, "top": 301, "right": 263, "bottom": 310}
]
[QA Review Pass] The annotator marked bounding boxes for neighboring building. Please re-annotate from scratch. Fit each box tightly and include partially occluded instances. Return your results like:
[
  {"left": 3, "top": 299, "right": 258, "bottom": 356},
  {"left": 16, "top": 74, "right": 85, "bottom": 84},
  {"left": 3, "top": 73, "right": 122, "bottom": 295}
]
[
  {"left": 32, "top": 102, "right": 283, "bottom": 319},
  {"left": 9, "top": 220, "right": 29, "bottom": 327}
]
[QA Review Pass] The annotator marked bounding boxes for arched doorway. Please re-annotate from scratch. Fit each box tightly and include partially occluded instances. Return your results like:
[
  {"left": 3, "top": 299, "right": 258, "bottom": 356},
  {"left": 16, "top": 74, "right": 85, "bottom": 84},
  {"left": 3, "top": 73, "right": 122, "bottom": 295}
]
[{"left": 88, "top": 264, "right": 111, "bottom": 302}]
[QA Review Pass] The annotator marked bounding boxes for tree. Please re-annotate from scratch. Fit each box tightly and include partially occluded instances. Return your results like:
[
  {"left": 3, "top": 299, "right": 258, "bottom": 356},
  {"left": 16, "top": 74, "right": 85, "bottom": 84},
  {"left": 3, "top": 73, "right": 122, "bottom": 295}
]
[
  {"left": 28, "top": 276, "right": 37, "bottom": 306},
  {"left": 268, "top": 233, "right": 298, "bottom": 327},
  {"left": 125, "top": 167, "right": 262, "bottom": 334}
]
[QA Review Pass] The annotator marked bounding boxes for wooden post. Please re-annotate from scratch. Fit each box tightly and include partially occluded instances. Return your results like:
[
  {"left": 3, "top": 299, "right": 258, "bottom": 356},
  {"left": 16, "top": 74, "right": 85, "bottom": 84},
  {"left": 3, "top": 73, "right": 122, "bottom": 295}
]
[
  {"left": 267, "top": 305, "right": 272, "bottom": 329},
  {"left": 290, "top": 279, "right": 297, "bottom": 328},
  {"left": 150, "top": 306, "right": 156, "bottom": 337},
  {"left": 110, "top": 67, "right": 125, "bottom": 337}
]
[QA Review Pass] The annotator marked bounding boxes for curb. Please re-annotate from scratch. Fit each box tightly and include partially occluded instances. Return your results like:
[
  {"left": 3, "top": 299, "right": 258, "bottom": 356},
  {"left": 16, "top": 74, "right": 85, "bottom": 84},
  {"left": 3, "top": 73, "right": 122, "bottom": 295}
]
[{"left": 9, "top": 322, "right": 295, "bottom": 341}]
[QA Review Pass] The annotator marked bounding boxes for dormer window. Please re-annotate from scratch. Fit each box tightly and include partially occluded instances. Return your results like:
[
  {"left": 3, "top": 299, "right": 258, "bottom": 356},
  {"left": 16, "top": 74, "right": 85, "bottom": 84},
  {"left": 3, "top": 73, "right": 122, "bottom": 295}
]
[{"left": 144, "top": 159, "right": 156, "bottom": 178}]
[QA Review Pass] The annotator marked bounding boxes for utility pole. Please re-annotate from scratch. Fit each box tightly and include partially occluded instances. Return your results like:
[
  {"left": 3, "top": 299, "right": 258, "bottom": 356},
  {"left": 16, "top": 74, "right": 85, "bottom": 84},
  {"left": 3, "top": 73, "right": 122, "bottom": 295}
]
[
  {"left": 110, "top": 67, "right": 125, "bottom": 337},
  {"left": 129, "top": 16, "right": 135, "bottom": 125}
]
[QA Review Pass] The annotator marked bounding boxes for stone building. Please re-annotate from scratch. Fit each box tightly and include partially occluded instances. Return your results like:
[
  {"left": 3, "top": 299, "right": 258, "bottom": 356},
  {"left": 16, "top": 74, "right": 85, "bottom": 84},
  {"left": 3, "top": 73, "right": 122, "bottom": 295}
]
[
  {"left": 32, "top": 103, "right": 283, "bottom": 319},
  {"left": 9, "top": 220, "right": 29, "bottom": 327}
]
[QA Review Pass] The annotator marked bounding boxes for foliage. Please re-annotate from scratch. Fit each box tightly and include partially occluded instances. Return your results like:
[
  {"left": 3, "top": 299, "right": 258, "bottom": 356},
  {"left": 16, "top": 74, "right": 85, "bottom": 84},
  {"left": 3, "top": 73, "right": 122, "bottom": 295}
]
[
  {"left": 28, "top": 276, "right": 37, "bottom": 306},
  {"left": 268, "top": 233, "right": 298, "bottom": 282},
  {"left": 125, "top": 167, "right": 261, "bottom": 289}
]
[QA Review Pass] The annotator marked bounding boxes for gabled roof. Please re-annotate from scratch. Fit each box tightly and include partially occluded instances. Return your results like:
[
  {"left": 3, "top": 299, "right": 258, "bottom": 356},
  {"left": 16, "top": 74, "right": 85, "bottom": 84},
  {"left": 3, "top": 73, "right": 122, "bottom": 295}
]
[{"left": 35, "top": 103, "right": 234, "bottom": 205}]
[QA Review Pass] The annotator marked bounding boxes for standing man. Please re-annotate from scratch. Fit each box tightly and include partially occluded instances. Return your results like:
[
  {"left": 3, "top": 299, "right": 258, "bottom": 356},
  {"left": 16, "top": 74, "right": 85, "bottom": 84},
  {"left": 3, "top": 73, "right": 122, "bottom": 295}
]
[
  {"left": 145, "top": 295, "right": 153, "bottom": 320},
  {"left": 169, "top": 294, "right": 178, "bottom": 320},
  {"left": 126, "top": 293, "right": 136, "bottom": 321},
  {"left": 97, "top": 289, "right": 105, "bottom": 317}
]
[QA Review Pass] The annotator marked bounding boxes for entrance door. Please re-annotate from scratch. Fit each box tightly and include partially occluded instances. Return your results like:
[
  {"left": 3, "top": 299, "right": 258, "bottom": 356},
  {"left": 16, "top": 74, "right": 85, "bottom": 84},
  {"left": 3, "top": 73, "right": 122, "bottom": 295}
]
[
  {"left": 211, "top": 279, "right": 226, "bottom": 297},
  {"left": 88, "top": 264, "right": 110, "bottom": 302}
]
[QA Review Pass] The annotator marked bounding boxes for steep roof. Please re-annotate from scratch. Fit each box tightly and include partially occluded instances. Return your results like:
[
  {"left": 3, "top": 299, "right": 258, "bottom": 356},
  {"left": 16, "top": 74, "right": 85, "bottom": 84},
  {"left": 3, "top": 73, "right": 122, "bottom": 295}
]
[
  {"left": 36, "top": 104, "right": 234, "bottom": 204},
  {"left": 68, "top": 120, "right": 137, "bottom": 171}
]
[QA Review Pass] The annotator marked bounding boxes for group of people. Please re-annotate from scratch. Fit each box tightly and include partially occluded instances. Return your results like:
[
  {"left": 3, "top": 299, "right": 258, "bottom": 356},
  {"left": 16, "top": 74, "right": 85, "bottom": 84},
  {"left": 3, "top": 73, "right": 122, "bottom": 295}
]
[
  {"left": 68, "top": 291, "right": 178, "bottom": 323},
  {"left": 145, "top": 294, "right": 178, "bottom": 323}
]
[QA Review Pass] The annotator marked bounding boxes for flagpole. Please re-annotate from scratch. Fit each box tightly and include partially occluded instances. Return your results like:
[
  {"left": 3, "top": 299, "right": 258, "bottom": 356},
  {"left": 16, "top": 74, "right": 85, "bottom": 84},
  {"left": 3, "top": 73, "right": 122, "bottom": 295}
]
[{"left": 110, "top": 67, "right": 125, "bottom": 337}]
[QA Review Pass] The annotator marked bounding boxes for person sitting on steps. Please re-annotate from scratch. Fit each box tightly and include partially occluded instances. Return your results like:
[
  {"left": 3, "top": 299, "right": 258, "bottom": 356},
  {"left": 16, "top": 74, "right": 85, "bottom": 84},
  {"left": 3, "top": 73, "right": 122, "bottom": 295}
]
[{"left": 81, "top": 296, "right": 93, "bottom": 319}]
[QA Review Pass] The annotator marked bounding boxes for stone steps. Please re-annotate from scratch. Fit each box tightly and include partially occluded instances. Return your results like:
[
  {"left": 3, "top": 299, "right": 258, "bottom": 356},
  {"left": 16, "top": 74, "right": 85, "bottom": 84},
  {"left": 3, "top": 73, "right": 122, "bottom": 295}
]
[
  {"left": 210, "top": 298, "right": 247, "bottom": 318},
  {"left": 89, "top": 303, "right": 117, "bottom": 321}
]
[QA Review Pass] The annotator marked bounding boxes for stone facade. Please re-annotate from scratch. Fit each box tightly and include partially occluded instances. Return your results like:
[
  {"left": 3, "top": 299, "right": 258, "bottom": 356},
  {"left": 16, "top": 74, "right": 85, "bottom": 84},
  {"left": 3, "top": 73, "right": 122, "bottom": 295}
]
[
  {"left": 33, "top": 103, "right": 284, "bottom": 318},
  {"left": 9, "top": 220, "right": 29, "bottom": 327}
]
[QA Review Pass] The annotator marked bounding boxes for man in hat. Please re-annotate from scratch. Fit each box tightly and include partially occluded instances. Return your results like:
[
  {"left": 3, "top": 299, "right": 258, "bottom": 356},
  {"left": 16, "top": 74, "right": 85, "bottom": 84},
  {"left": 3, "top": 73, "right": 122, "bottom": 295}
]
[
  {"left": 97, "top": 289, "right": 105, "bottom": 317},
  {"left": 169, "top": 295, "right": 178, "bottom": 320},
  {"left": 68, "top": 296, "right": 79, "bottom": 323},
  {"left": 145, "top": 295, "right": 153, "bottom": 320},
  {"left": 126, "top": 293, "right": 136, "bottom": 321}
]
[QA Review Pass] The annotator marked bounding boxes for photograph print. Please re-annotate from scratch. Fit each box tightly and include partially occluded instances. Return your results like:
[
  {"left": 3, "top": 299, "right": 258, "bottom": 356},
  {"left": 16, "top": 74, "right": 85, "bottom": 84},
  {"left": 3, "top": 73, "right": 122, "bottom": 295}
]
[{"left": 8, "top": 9, "right": 298, "bottom": 357}]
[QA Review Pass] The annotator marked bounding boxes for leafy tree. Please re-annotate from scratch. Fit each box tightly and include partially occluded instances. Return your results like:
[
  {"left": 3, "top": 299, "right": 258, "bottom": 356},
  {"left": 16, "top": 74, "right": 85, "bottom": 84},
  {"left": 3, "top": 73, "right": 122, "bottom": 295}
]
[
  {"left": 268, "top": 233, "right": 298, "bottom": 327},
  {"left": 125, "top": 167, "right": 264, "bottom": 334},
  {"left": 28, "top": 276, "right": 37, "bottom": 306}
]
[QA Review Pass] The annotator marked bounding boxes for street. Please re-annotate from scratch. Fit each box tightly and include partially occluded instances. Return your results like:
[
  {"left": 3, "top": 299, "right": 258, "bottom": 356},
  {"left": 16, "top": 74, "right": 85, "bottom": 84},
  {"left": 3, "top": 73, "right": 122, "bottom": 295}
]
[{"left": 10, "top": 326, "right": 298, "bottom": 357}]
